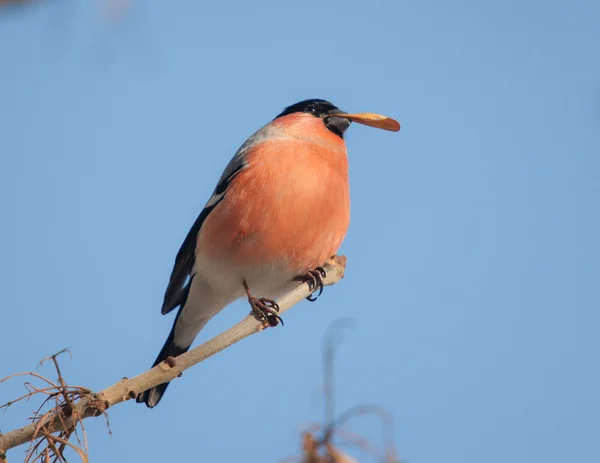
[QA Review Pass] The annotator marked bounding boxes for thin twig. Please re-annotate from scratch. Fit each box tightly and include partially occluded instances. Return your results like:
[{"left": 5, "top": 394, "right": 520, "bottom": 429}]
[
  {"left": 322, "top": 317, "right": 355, "bottom": 439},
  {"left": 0, "top": 256, "right": 346, "bottom": 454},
  {"left": 333, "top": 404, "right": 396, "bottom": 460}
]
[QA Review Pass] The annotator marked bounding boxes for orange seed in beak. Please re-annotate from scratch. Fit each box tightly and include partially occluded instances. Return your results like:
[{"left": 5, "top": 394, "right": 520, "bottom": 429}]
[{"left": 339, "top": 113, "right": 400, "bottom": 132}]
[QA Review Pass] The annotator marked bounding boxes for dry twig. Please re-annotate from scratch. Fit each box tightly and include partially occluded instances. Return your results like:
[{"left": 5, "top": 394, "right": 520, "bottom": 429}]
[
  {"left": 284, "top": 316, "right": 401, "bottom": 463},
  {"left": 1, "top": 349, "right": 92, "bottom": 462},
  {"left": 0, "top": 256, "right": 346, "bottom": 457}
]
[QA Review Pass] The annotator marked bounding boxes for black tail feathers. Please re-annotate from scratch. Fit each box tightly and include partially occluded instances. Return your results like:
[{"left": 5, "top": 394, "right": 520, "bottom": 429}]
[{"left": 136, "top": 327, "right": 189, "bottom": 408}]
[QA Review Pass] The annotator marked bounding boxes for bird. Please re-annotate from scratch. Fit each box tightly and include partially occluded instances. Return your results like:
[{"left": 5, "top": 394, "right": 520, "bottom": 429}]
[{"left": 136, "top": 99, "right": 400, "bottom": 408}]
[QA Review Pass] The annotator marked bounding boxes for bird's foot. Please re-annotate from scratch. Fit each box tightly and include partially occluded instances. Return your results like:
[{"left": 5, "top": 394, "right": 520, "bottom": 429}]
[
  {"left": 243, "top": 280, "right": 283, "bottom": 328},
  {"left": 248, "top": 296, "right": 283, "bottom": 327},
  {"left": 297, "top": 267, "right": 327, "bottom": 302}
]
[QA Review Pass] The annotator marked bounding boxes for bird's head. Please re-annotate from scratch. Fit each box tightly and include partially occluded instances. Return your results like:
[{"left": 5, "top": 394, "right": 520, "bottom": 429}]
[{"left": 274, "top": 98, "right": 400, "bottom": 139}]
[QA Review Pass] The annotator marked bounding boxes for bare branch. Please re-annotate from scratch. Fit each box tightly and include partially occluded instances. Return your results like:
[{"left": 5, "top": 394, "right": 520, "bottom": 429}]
[
  {"left": 0, "top": 256, "right": 346, "bottom": 454},
  {"left": 283, "top": 315, "right": 402, "bottom": 463},
  {"left": 322, "top": 317, "right": 355, "bottom": 436},
  {"left": 334, "top": 405, "right": 395, "bottom": 450}
]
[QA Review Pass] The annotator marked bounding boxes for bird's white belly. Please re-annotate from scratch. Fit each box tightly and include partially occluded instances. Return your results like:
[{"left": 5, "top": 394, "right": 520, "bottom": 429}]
[{"left": 193, "top": 251, "right": 297, "bottom": 301}]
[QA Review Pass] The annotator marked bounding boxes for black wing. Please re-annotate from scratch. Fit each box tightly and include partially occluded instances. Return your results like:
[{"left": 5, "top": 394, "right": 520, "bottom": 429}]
[{"left": 160, "top": 163, "right": 245, "bottom": 315}]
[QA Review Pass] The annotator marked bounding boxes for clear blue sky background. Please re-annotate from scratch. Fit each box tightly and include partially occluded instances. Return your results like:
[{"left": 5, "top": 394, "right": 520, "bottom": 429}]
[{"left": 1, "top": 0, "right": 599, "bottom": 462}]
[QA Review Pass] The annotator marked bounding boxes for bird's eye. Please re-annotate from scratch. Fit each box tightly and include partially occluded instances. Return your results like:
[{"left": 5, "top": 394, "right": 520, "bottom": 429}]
[{"left": 306, "top": 105, "right": 317, "bottom": 114}]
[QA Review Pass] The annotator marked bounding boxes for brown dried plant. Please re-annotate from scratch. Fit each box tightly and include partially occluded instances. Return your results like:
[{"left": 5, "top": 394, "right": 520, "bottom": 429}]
[
  {"left": 282, "top": 319, "right": 401, "bottom": 463},
  {"left": 1, "top": 349, "right": 110, "bottom": 463}
]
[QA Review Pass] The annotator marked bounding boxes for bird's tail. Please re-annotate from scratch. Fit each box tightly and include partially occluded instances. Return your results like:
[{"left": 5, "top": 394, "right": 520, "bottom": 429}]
[
  {"left": 137, "top": 277, "right": 229, "bottom": 409},
  {"left": 136, "top": 320, "right": 189, "bottom": 408}
]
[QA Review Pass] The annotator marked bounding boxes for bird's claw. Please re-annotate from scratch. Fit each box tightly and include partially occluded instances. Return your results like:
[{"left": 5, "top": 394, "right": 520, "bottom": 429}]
[
  {"left": 249, "top": 296, "right": 284, "bottom": 327},
  {"left": 300, "top": 267, "right": 327, "bottom": 302},
  {"left": 243, "top": 279, "right": 284, "bottom": 328}
]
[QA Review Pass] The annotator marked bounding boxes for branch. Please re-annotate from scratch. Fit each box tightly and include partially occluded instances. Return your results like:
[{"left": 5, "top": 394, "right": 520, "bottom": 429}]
[{"left": 0, "top": 256, "right": 347, "bottom": 454}]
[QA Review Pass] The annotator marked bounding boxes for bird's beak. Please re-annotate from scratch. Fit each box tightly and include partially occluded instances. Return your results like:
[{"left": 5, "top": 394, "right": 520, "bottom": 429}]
[{"left": 339, "top": 112, "right": 401, "bottom": 132}]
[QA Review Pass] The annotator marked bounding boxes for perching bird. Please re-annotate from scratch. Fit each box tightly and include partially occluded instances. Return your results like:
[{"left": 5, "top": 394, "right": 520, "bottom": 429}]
[{"left": 137, "top": 99, "right": 400, "bottom": 408}]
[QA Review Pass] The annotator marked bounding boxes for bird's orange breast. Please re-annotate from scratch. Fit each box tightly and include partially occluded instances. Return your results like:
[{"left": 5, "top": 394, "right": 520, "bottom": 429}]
[{"left": 197, "top": 116, "right": 350, "bottom": 275}]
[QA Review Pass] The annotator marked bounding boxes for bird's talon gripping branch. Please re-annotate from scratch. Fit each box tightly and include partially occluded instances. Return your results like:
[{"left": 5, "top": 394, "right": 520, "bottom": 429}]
[
  {"left": 243, "top": 280, "right": 284, "bottom": 327},
  {"left": 249, "top": 297, "right": 283, "bottom": 327},
  {"left": 299, "top": 267, "right": 327, "bottom": 302}
]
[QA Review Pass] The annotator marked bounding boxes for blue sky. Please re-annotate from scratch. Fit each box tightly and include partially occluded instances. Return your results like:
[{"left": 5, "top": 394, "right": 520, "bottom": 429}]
[{"left": 1, "top": 0, "right": 599, "bottom": 462}]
